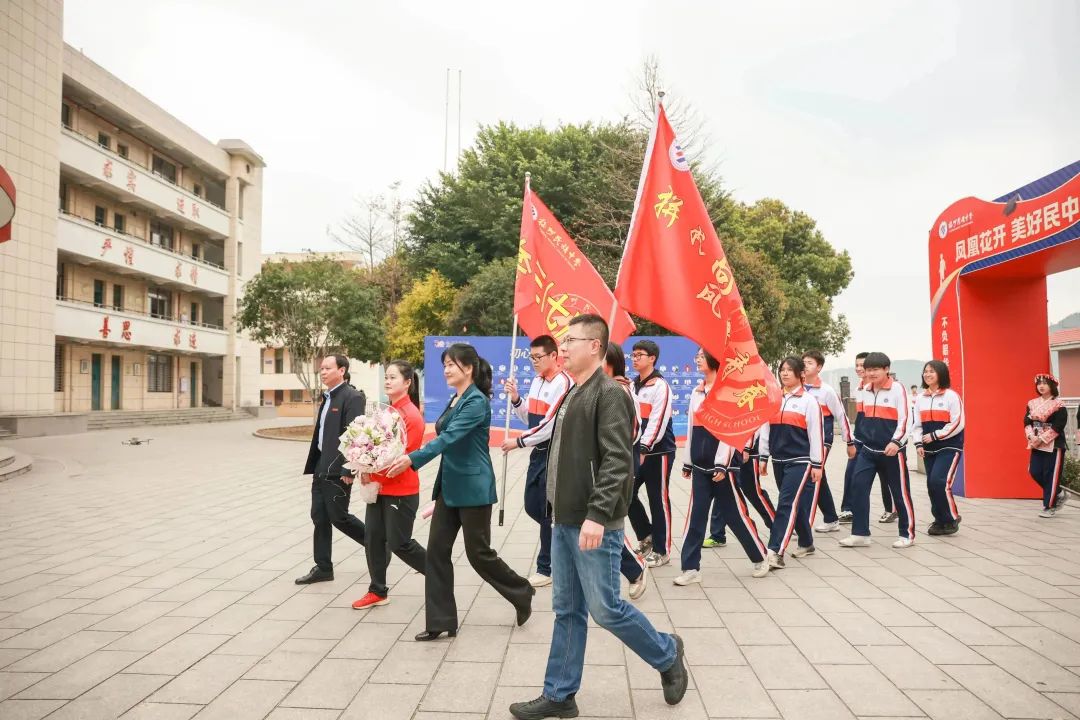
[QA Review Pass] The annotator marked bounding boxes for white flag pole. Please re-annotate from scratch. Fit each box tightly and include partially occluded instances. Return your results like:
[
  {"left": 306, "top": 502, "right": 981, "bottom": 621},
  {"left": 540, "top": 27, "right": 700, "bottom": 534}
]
[
  {"left": 498, "top": 171, "right": 531, "bottom": 527},
  {"left": 609, "top": 90, "right": 665, "bottom": 331}
]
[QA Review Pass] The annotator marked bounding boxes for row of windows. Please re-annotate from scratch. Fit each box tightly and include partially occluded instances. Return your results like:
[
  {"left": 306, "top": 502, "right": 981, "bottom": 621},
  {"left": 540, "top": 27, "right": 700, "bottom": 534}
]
[{"left": 54, "top": 347, "right": 175, "bottom": 394}]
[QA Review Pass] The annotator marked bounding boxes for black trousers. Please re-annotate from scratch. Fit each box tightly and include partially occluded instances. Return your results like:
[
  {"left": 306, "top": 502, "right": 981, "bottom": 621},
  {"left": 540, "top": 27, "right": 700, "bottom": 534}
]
[
  {"left": 424, "top": 495, "right": 532, "bottom": 632},
  {"left": 365, "top": 493, "right": 427, "bottom": 597},
  {"left": 311, "top": 475, "right": 366, "bottom": 572}
]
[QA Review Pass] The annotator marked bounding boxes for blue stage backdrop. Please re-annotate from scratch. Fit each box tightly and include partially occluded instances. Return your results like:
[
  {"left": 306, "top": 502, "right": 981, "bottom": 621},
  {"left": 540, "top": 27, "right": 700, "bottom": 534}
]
[{"left": 423, "top": 336, "right": 703, "bottom": 438}]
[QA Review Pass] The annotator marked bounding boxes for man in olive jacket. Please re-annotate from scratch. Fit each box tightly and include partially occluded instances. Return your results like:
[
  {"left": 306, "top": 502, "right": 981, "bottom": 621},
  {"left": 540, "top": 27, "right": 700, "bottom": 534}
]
[{"left": 510, "top": 315, "right": 687, "bottom": 720}]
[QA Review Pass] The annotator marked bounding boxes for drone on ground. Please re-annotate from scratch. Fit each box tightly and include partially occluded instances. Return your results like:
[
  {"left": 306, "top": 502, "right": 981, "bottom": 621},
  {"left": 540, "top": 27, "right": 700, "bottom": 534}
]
[{"left": 121, "top": 437, "right": 153, "bottom": 446}]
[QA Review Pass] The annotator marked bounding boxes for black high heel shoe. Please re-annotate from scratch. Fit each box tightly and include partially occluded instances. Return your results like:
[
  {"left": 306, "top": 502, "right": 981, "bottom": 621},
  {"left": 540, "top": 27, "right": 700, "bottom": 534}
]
[{"left": 414, "top": 629, "right": 457, "bottom": 641}]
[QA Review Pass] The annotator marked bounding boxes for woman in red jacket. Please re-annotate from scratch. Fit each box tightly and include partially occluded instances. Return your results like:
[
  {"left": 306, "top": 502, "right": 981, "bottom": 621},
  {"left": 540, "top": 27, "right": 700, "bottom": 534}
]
[{"left": 352, "top": 360, "right": 428, "bottom": 610}]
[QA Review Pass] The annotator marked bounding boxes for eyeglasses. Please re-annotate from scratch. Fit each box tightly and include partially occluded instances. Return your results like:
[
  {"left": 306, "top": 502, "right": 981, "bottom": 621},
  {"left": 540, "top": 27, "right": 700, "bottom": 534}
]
[
  {"left": 529, "top": 353, "right": 553, "bottom": 362},
  {"left": 560, "top": 336, "right": 595, "bottom": 346},
  {"left": 630, "top": 352, "right": 651, "bottom": 359}
]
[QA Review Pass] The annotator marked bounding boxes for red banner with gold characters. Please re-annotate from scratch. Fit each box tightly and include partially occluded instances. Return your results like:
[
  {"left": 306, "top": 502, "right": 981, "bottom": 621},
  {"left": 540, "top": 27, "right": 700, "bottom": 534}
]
[
  {"left": 614, "top": 105, "right": 780, "bottom": 448},
  {"left": 515, "top": 180, "right": 636, "bottom": 343}
]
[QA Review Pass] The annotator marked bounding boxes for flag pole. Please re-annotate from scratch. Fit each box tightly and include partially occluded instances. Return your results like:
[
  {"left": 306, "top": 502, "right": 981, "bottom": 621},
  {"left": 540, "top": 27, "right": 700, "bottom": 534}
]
[
  {"left": 610, "top": 90, "right": 665, "bottom": 331},
  {"left": 499, "top": 171, "right": 530, "bottom": 526}
]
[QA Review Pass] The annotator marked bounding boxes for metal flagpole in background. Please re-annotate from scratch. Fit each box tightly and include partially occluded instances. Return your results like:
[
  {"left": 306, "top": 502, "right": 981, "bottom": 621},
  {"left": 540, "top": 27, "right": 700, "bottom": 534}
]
[{"left": 498, "top": 171, "right": 530, "bottom": 527}]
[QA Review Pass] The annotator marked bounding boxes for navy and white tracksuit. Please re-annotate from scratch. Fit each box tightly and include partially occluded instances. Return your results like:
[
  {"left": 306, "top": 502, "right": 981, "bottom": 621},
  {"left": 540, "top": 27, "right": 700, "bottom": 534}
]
[
  {"left": 740, "top": 430, "right": 776, "bottom": 529},
  {"left": 842, "top": 383, "right": 893, "bottom": 514},
  {"left": 628, "top": 371, "right": 676, "bottom": 556},
  {"left": 805, "top": 379, "right": 853, "bottom": 524},
  {"left": 680, "top": 385, "right": 766, "bottom": 570},
  {"left": 850, "top": 380, "right": 914, "bottom": 540},
  {"left": 614, "top": 376, "right": 647, "bottom": 583},
  {"left": 760, "top": 387, "right": 824, "bottom": 555},
  {"left": 1024, "top": 398, "right": 1069, "bottom": 511},
  {"left": 911, "top": 389, "right": 965, "bottom": 525},
  {"left": 511, "top": 370, "right": 572, "bottom": 577}
]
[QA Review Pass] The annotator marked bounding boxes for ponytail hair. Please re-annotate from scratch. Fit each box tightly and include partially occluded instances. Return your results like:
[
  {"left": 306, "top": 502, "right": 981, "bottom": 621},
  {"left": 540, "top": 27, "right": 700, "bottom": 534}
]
[
  {"left": 387, "top": 359, "right": 420, "bottom": 407},
  {"left": 441, "top": 343, "right": 493, "bottom": 397}
]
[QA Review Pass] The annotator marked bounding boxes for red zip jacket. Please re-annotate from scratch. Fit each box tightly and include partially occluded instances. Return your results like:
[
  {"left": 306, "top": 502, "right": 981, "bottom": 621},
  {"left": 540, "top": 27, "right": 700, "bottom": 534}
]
[{"left": 370, "top": 396, "right": 424, "bottom": 496}]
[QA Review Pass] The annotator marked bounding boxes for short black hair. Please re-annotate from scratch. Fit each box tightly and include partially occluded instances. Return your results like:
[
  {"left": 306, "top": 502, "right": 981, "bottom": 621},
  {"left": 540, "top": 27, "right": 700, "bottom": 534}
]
[
  {"left": 921, "top": 360, "right": 951, "bottom": 390},
  {"left": 632, "top": 339, "right": 660, "bottom": 360},
  {"left": 802, "top": 349, "right": 825, "bottom": 367},
  {"left": 568, "top": 314, "right": 609, "bottom": 352},
  {"left": 700, "top": 347, "right": 720, "bottom": 372},
  {"left": 779, "top": 355, "right": 805, "bottom": 377},
  {"left": 329, "top": 354, "right": 349, "bottom": 372},
  {"left": 530, "top": 335, "right": 558, "bottom": 356},
  {"left": 605, "top": 342, "right": 626, "bottom": 378},
  {"left": 862, "top": 351, "right": 891, "bottom": 370},
  {"left": 855, "top": 352, "right": 869, "bottom": 362}
]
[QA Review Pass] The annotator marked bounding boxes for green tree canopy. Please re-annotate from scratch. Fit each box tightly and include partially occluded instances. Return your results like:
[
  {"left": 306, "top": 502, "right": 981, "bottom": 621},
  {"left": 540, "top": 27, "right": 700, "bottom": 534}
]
[
  {"left": 386, "top": 270, "right": 457, "bottom": 366},
  {"left": 236, "top": 256, "right": 384, "bottom": 413}
]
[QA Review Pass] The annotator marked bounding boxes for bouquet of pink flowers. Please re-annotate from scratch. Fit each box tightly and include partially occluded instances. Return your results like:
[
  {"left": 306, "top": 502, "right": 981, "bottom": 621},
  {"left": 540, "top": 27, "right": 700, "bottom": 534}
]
[{"left": 338, "top": 405, "right": 407, "bottom": 501}]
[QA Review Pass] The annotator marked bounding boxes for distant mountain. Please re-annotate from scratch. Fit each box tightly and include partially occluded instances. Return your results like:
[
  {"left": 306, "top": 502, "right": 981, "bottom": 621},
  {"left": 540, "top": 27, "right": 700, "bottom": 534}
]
[
  {"left": 1050, "top": 312, "right": 1080, "bottom": 332},
  {"left": 822, "top": 359, "right": 925, "bottom": 397}
]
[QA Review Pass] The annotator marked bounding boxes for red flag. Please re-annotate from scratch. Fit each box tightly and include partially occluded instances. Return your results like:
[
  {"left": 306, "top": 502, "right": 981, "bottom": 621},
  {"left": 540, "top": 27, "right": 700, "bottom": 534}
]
[
  {"left": 515, "top": 180, "right": 635, "bottom": 343},
  {"left": 614, "top": 105, "right": 780, "bottom": 448}
]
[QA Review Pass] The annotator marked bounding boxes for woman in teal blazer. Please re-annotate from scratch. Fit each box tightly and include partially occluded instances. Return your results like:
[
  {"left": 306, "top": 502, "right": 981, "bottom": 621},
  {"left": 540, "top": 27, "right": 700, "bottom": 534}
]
[{"left": 385, "top": 343, "right": 534, "bottom": 640}]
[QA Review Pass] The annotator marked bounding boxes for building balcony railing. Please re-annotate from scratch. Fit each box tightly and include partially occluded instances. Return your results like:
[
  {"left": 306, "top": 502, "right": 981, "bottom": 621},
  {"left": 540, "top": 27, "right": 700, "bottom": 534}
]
[
  {"left": 58, "top": 212, "right": 230, "bottom": 297},
  {"left": 60, "top": 126, "right": 230, "bottom": 237},
  {"left": 55, "top": 297, "right": 228, "bottom": 356}
]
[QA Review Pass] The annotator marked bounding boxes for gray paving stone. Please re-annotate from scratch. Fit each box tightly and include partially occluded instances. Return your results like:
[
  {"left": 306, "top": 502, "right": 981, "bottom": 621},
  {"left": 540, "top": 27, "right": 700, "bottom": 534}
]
[
  {"left": 768, "top": 688, "right": 857, "bottom": 720},
  {"left": 45, "top": 672, "right": 169, "bottom": 720},
  {"left": 124, "top": 632, "right": 229, "bottom": 675},
  {"left": 941, "top": 664, "right": 1073, "bottom": 719},
  {"left": 148, "top": 654, "right": 261, "bottom": 705},
  {"left": 817, "top": 664, "right": 923, "bottom": 716},
  {"left": 12, "top": 650, "right": 142, "bottom": 700},
  {"left": 0, "top": 699, "right": 67, "bottom": 719},
  {"left": 694, "top": 665, "right": 778, "bottom": 717},
  {"left": 191, "top": 679, "right": 293, "bottom": 720},
  {"left": 243, "top": 638, "right": 334, "bottom": 681},
  {"left": 340, "top": 681, "right": 424, "bottom": 720},
  {"left": 420, "top": 660, "right": 500, "bottom": 713},
  {"left": 743, "top": 645, "right": 827, "bottom": 689}
]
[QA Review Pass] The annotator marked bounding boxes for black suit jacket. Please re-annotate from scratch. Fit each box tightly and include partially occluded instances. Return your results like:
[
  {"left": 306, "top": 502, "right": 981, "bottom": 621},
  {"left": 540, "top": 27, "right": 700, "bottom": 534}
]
[{"left": 304, "top": 384, "right": 366, "bottom": 477}]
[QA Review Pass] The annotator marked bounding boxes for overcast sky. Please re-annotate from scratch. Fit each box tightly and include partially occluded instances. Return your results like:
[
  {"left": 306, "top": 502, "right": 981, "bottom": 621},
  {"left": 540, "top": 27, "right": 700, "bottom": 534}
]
[{"left": 65, "top": 0, "right": 1080, "bottom": 363}]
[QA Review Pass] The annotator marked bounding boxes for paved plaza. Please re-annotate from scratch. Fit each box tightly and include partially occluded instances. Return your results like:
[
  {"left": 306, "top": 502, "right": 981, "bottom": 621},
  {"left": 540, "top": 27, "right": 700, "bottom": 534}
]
[{"left": 0, "top": 419, "right": 1079, "bottom": 719}]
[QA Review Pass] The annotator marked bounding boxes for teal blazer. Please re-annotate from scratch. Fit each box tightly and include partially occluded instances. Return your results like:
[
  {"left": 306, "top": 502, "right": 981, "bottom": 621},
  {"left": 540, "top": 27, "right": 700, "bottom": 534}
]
[{"left": 409, "top": 383, "right": 497, "bottom": 508}]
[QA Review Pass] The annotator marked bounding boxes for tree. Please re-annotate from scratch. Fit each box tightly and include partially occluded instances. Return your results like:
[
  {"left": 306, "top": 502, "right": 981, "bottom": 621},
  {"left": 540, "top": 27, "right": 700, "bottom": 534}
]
[
  {"left": 447, "top": 256, "right": 516, "bottom": 335},
  {"left": 386, "top": 270, "right": 458, "bottom": 366},
  {"left": 236, "top": 256, "right": 384, "bottom": 417},
  {"left": 730, "top": 199, "right": 853, "bottom": 360},
  {"left": 332, "top": 193, "right": 388, "bottom": 270}
]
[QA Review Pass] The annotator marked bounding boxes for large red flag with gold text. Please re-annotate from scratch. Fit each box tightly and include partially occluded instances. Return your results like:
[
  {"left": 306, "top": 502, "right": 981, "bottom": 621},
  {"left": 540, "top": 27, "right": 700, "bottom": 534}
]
[
  {"left": 515, "top": 180, "right": 635, "bottom": 343},
  {"left": 614, "top": 105, "right": 780, "bottom": 448}
]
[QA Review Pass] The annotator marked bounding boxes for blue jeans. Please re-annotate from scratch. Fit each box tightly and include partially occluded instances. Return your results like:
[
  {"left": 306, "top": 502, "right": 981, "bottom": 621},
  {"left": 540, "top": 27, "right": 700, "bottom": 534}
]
[{"left": 544, "top": 524, "right": 676, "bottom": 702}]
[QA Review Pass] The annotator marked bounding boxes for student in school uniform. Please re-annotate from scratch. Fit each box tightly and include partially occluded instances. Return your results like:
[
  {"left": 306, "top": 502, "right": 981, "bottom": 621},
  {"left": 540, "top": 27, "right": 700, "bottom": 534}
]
[
  {"left": 604, "top": 342, "right": 651, "bottom": 600},
  {"left": 911, "top": 360, "right": 964, "bottom": 535},
  {"left": 739, "top": 429, "right": 776, "bottom": 530},
  {"left": 1025, "top": 373, "right": 1069, "bottom": 518},
  {"left": 675, "top": 348, "right": 769, "bottom": 585},
  {"left": 840, "top": 352, "right": 915, "bottom": 549},
  {"left": 839, "top": 352, "right": 896, "bottom": 524},
  {"left": 500, "top": 335, "right": 573, "bottom": 588},
  {"left": 760, "top": 356, "right": 824, "bottom": 569},
  {"left": 627, "top": 340, "right": 677, "bottom": 568},
  {"left": 801, "top": 350, "right": 856, "bottom": 533}
]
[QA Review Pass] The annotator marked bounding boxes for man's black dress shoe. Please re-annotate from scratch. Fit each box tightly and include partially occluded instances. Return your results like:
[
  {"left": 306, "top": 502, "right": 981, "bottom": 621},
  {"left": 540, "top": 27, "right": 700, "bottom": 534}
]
[
  {"left": 295, "top": 567, "right": 334, "bottom": 585},
  {"left": 509, "top": 693, "right": 579, "bottom": 719},
  {"left": 414, "top": 629, "right": 457, "bottom": 641}
]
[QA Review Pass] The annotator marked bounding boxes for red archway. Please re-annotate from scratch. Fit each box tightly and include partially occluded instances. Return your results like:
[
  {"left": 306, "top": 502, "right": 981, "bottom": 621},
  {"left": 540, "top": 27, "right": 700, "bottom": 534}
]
[
  {"left": 0, "top": 163, "right": 14, "bottom": 243},
  {"left": 929, "top": 161, "right": 1080, "bottom": 498}
]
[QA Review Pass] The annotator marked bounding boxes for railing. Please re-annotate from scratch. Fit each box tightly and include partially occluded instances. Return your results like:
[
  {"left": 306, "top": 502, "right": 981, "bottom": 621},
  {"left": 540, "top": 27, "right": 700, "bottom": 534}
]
[
  {"left": 60, "top": 125, "right": 227, "bottom": 211},
  {"left": 56, "top": 295, "right": 226, "bottom": 331},
  {"left": 59, "top": 209, "right": 227, "bottom": 271}
]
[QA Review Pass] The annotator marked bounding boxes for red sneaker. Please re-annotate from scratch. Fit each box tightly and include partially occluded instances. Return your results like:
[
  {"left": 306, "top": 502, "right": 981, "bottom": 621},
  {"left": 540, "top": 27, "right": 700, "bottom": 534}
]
[{"left": 351, "top": 592, "right": 389, "bottom": 610}]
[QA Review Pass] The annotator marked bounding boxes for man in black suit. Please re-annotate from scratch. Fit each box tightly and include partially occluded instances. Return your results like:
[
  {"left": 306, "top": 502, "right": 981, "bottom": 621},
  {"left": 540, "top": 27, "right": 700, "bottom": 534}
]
[{"left": 295, "top": 354, "right": 368, "bottom": 584}]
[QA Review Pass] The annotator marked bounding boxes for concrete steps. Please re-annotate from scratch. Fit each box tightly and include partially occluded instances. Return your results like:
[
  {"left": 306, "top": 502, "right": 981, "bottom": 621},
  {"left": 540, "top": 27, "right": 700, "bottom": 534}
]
[
  {"left": 0, "top": 447, "right": 32, "bottom": 482},
  {"left": 87, "top": 408, "right": 251, "bottom": 432}
]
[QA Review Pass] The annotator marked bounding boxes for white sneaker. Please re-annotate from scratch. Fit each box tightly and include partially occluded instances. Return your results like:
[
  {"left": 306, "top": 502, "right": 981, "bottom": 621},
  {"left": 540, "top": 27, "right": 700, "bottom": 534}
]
[
  {"left": 1057, "top": 491, "right": 1069, "bottom": 508},
  {"left": 815, "top": 521, "right": 840, "bottom": 533},
  {"left": 673, "top": 569, "right": 702, "bottom": 586},
  {"left": 839, "top": 535, "right": 872, "bottom": 547},
  {"left": 751, "top": 561, "right": 770, "bottom": 578},
  {"left": 528, "top": 573, "right": 553, "bottom": 588},
  {"left": 892, "top": 538, "right": 914, "bottom": 549},
  {"left": 767, "top": 550, "right": 785, "bottom": 569},
  {"left": 838, "top": 511, "right": 854, "bottom": 523},
  {"left": 879, "top": 511, "right": 898, "bottom": 523},
  {"left": 635, "top": 536, "right": 654, "bottom": 555},
  {"left": 645, "top": 552, "right": 670, "bottom": 568},
  {"left": 628, "top": 567, "right": 649, "bottom": 600},
  {"left": 791, "top": 545, "right": 816, "bottom": 558},
  {"left": 1039, "top": 507, "right": 1057, "bottom": 518}
]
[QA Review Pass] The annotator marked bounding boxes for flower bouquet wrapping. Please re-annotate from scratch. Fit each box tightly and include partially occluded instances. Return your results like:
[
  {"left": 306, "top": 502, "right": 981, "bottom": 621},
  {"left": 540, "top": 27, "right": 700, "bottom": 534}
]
[{"left": 338, "top": 404, "right": 407, "bottom": 503}]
